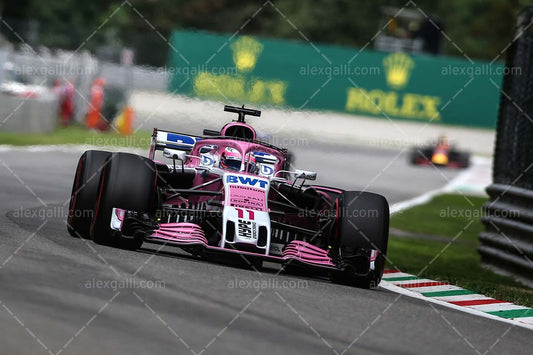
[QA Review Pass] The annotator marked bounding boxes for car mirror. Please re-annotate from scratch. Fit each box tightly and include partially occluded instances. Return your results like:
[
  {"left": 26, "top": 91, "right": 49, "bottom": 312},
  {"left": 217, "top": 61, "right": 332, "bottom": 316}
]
[
  {"left": 163, "top": 148, "right": 187, "bottom": 161},
  {"left": 251, "top": 152, "right": 278, "bottom": 164},
  {"left": 199, "top": 145, "right": 218, "bottom": 154},
  {"left": 294, "top": 169, "right": 317, "bottom": 180}
]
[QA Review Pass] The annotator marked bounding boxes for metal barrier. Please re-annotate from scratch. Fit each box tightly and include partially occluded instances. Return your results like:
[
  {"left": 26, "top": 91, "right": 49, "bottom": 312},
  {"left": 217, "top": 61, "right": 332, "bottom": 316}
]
[
  {"left": 0, "top": 47, "right": 168, "bottom": 134},
  {"left": 0, "top": 93, "right": 58, "bottom": 134},
  {"left": 480, "top": 185, "right": 533, "bottom": 286},
  {"left": 479, "top": 7, "right": 533, "bottom": 286}
]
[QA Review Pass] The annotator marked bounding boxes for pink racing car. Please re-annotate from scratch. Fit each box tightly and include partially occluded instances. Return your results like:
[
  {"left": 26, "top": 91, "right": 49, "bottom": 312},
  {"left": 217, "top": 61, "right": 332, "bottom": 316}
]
[{"left": 68, "top": 105, "right": 389, "bottom": 288}]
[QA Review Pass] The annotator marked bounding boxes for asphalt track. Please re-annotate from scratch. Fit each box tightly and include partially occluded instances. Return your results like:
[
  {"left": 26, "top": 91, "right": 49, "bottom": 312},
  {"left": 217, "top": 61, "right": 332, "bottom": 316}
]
[{"left": 0, "top": 144, "right": 531, "bottom": 355}]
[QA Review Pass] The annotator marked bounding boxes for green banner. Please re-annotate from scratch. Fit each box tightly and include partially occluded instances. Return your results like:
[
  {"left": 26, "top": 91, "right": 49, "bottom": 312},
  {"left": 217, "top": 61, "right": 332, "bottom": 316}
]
[{"left": 168, "top": 30, "right": 503, "bottom": 128}]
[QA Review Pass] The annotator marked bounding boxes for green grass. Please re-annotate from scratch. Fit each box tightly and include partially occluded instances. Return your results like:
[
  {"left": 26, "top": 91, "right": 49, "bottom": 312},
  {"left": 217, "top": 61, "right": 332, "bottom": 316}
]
[
  {"left": 387, "top": 194, "right": 533, "bottom": 307},
  {"left": 0, "top": 125, "right": 152, "bottom": 148}
]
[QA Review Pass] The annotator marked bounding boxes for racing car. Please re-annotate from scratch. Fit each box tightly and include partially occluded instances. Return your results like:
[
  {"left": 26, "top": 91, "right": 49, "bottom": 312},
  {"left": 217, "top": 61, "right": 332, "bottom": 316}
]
[
  {"left": 68, "top": 105, "right": 389, "bottom": 288},
  {"left": 409, "top": 136, "right": 470, "bottom": 168}
]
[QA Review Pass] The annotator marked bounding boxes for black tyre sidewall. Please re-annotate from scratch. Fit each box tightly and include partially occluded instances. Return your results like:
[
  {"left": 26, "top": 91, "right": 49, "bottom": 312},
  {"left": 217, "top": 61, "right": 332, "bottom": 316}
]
[
  {"left": 68, "top": 150, "right": 111, "bottom": 238},
  {"left": 409, "top": 147, "right": 432, "bottom": 165},
  {"left": 336, "top": 191, "right": 389, "bottom": 288},
  {"left": 458, "top": 152, "right": 470, "bottom": 168},
  {"left": 91, "top": 153, "right": 157, "bottom": 248}
]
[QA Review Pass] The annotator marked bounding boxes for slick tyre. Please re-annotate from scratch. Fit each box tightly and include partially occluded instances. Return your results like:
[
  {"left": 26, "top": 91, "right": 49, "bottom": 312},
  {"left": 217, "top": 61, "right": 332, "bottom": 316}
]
[
  {"left": 68, "top": 150, "right": 112, "bottom": 239},
  {"left": 333, "top": 191, "right": 389, "bottom": 288},
  {"left": 91, "top": 152, "right": 157, "bottom": 249}
]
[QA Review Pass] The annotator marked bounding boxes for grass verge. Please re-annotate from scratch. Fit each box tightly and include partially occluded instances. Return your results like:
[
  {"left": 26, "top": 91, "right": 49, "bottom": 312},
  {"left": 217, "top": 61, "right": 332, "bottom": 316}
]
[
  {"left": 0, "top": 125, "right": 152, "bottom": 148},
  {"left": 387, "top": 193, "right": 533, "bottom": 307}
]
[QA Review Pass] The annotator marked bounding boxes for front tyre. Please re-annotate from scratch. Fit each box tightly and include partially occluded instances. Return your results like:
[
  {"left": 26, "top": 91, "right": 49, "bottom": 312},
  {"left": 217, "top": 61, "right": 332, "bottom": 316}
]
[
  {"left": 68, "top": 150, "right": 111, "bottom": 239},
  {"left": 409, "top": 147, "right": 432, "bottom": 165},
  {"left": 456, "top": 152, "right": 470, "bottom": 168},
  {"left": 91, "top": 152, "right": 157, "bottom": 249},
  {"left": 333, "top": 191, "right": 389, "bottom": 288}
]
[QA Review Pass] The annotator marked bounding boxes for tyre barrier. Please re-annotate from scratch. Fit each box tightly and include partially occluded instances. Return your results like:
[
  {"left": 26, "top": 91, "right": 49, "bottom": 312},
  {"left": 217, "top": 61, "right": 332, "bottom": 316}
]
[
  {"left": 480, "top": 184, "right": 533, "bottom": 286},
  {"left": 479, "top": 7, "right": 533, "bottom": 286}
]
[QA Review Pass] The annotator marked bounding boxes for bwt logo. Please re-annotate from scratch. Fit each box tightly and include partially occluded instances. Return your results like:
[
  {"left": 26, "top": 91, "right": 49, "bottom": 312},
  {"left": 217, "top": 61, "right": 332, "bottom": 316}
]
[{"left": 226, "top": 175, "right": 268, "bottom": 188}]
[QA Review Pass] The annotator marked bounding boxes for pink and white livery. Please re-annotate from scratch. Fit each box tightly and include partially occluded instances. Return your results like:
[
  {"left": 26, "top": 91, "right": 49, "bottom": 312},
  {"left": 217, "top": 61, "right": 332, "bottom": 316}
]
[{"left": 68, "top": 105, "right": 390, "bottom": 288}]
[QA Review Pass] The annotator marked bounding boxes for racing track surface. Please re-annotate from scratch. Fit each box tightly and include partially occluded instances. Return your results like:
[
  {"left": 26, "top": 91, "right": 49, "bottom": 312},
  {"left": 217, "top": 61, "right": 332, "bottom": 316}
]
[{"left": 0, "top": 144, "right": 531, "bottom": 355}]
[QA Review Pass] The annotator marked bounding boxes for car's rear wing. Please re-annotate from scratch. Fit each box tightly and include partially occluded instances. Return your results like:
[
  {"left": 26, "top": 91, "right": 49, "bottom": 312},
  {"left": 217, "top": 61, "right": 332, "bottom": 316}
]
[{"left": 149, "top": 128, "right": 203, "bottom": 159}]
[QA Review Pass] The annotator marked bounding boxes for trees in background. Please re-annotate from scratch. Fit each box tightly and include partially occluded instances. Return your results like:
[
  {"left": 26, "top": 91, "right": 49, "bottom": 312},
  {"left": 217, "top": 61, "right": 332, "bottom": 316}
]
[{"left": 0, "top": 0, "right": 530, "bottom": 66}]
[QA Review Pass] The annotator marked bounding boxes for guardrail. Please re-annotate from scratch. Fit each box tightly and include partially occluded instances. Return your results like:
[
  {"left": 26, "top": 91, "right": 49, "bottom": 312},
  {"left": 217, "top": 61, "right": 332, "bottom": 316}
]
[
  {"left": 480, "top": 185, "right": 533, "bottom": 286},
  {"left": 0, "top": 48, "right": 168, "bottom": 128},
  {"left": 479, "top": 7, "right": 533, "bottom": 286},
  {"left": 0, "top": 93, "right": 58, "bottom": 134}
]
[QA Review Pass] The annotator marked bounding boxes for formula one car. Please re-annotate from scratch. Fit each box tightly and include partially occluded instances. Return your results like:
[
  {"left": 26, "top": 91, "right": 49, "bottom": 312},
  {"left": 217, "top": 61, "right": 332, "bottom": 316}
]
[
  {"left": 68, "top": 105, "right": 389, "bottom": 288},
  {"left": 409, "top": 136, "right": 470, "bottom": 168}
]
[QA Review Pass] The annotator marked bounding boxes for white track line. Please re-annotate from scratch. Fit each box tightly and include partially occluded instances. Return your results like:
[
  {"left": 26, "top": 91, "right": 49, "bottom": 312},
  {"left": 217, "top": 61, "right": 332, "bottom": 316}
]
[
  {"left": 430, "top": 294, "right": 494, "bottom": 302},
  {"left": 516, "top": 316, "right": 533, "bottom": 325},
  {"left": 389, "top": 156, "right": 490, "bottom": 214},
  {"left": 466, "top": 303, "right": 525, "bottom": 312},
  {"left": 388, "top": 278, "right": 436, "bottom": 285},
  {"left": 0, "top": 144, "right": 145, "bottom": 155},
  {"left": 400, "top": 285, "right": 464, "bottom": 293}
]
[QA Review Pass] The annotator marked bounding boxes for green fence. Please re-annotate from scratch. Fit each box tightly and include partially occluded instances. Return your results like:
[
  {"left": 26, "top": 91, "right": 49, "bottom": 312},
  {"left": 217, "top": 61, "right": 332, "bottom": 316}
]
[{"left": 168, "top": 30, "right": 504, "bottom": 129}]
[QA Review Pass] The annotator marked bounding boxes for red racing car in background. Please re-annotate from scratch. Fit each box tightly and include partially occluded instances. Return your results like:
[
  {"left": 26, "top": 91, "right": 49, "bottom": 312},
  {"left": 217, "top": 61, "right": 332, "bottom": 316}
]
[
  {"left": 409, "top": 136, "right": 470, "bottom": 168},
  {"left": 68, "top": 105, "right": 390, "bottom": 288}
]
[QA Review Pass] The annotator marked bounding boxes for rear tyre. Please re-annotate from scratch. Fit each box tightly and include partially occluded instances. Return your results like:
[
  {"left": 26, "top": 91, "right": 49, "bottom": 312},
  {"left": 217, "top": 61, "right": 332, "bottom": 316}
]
[
  {"left": 333, "top": 191, "right": 389, "bottom": 288},
  {"left": 409, "top": 147, "right": 432, "bottom": 165},
  {"left": 68, "top": 150, "right": 111, "bottom": 239},
  {"left": 91, "top": 152, "right": 157, "bottom": 249}
]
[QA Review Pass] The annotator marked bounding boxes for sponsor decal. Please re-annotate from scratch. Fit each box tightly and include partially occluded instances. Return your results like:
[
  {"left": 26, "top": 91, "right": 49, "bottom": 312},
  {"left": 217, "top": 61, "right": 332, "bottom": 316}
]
[
  {"left": 226, "top": 174, "right": 268, "bottom": 189},
  {"left": 345, "top": 52, "right": 442, "bottom": 121},
  {"left": 232, "top": 36, "right": 263, "bottom": 73},
  {"left": 193, "top": 36, "right": 288, "bottom": 105},
  {"left": 166, "top": 133, "right": 198, "bottom": 145},
  {"left": 228, "top": 189, "right": 265, "bottom": 210},
  {"left": 260, "top": 164, "right": 274, "bottom": 176},
  {"left": 201, "top": 154, "right": 214, "bottom": 167},
  {"left": 237, "top": 219, "right": 257, "bottom": 239},
  {"left": 383, "top": 52, "right": 414, "bottom": 89},
  {"left": 225, "top": 173, "right": 269, "bottom": 211}
]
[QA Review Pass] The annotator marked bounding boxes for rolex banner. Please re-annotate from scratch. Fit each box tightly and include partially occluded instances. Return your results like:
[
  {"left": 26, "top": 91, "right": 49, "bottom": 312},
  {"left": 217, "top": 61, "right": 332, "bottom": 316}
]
[{"left": 167, "top": 30, "right": 503, "bottom": 129}]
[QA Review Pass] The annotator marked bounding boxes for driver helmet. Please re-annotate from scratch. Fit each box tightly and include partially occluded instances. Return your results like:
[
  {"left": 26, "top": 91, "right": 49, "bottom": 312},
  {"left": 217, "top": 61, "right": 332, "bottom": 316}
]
[
  {"left": 220, "top": 147, "right": 242, "bottom": 171},
  {"left": 437, "top": 135, "right": 449, "bottom": 146}
]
